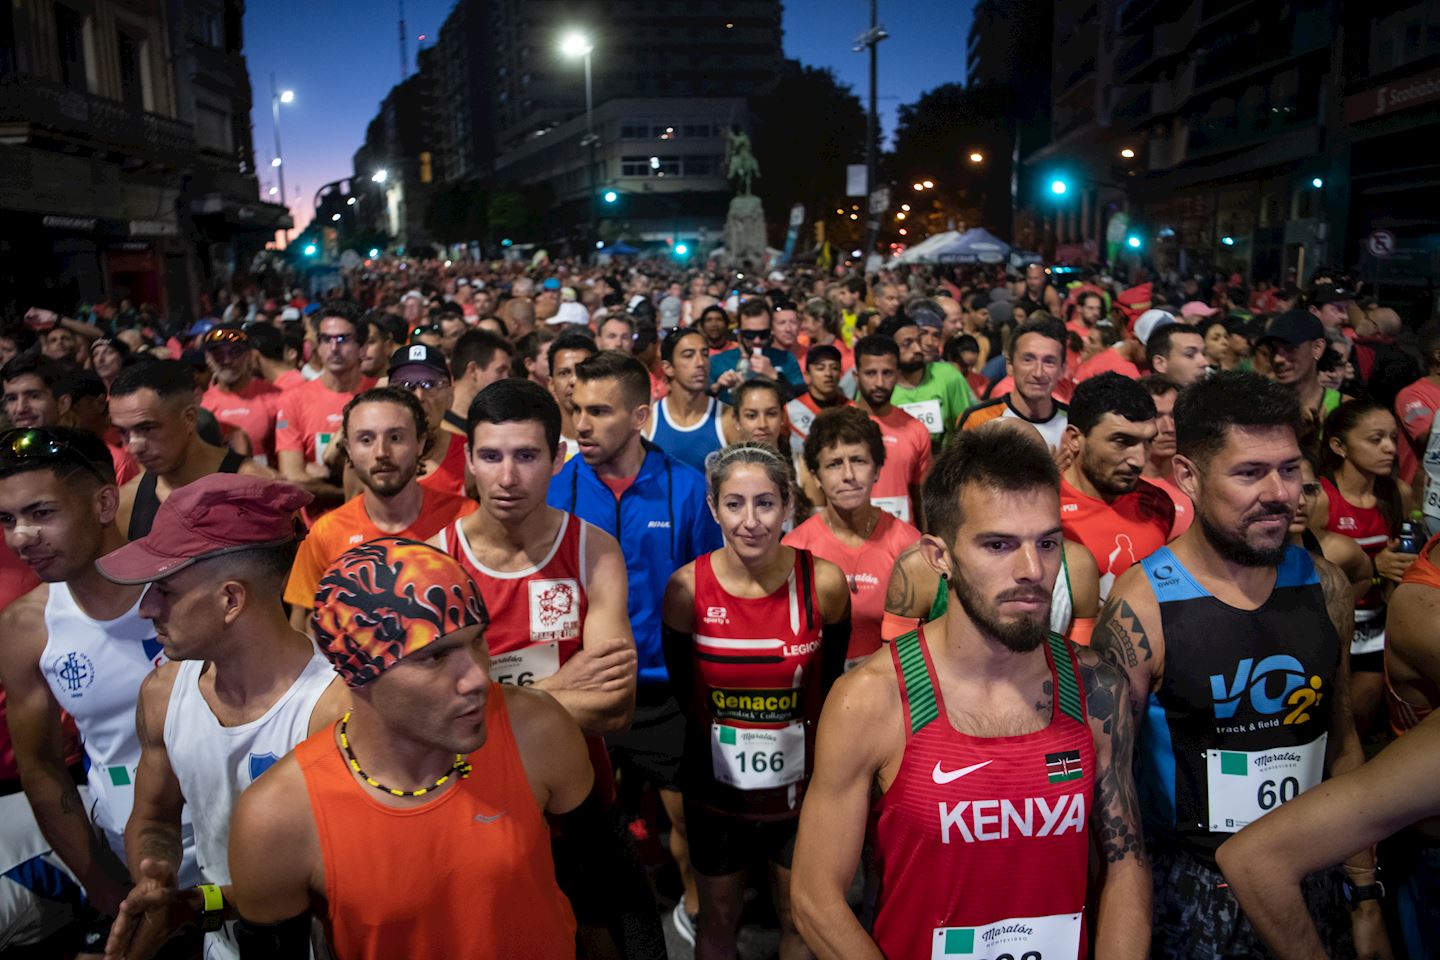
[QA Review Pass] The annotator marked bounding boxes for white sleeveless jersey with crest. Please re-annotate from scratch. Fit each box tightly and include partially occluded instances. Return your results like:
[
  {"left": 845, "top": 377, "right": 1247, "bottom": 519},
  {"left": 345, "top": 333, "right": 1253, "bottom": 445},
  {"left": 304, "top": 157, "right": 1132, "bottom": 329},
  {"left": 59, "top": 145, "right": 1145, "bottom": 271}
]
[{"left": 39, "top": 583, "right": 198, "bottom": 882}]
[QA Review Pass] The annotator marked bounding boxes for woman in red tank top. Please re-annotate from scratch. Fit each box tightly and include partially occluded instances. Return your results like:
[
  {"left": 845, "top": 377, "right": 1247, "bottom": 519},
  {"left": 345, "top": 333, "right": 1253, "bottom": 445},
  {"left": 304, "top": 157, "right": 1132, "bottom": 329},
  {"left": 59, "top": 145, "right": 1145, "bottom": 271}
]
[
  {"left": 1320, "top": 399, "right": 1416, "bottom": 733},
  {"left": 662, "top": 443, "right": 850, "bottom": 960}
]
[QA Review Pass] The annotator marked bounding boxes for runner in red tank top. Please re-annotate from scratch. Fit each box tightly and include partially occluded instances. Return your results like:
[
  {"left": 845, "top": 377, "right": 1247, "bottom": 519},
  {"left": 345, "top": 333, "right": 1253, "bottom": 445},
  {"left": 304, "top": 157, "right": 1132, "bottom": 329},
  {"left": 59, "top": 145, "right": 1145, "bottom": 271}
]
[
  {"left": 791, "top": 427, "right": 1148, "bottom": 960},
  {"left": 663, "top": 442, "right": 850, "bottom": 960}
]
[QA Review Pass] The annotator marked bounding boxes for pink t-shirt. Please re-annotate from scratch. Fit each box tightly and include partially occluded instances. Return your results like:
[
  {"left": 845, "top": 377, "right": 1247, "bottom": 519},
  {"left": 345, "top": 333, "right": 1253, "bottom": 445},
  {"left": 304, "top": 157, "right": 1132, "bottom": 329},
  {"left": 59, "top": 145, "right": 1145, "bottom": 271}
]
[
  {"left": 783, "top": 511, "right": 921, "bottom": 666},
  {"left": 203, "top": 379, "right": 282, "bottom": 465},
  {"left": 868, "top": 407, "right": 931, "bottom": 526},
  {"left": 1394, "top": 377, "right": 1440, "bottom": 484},
  {"left": 275, "top": 376, "right": 376, "bottom": 463},
  {"left": 272, "top": 368, "right": 307, "bottom": 392}
]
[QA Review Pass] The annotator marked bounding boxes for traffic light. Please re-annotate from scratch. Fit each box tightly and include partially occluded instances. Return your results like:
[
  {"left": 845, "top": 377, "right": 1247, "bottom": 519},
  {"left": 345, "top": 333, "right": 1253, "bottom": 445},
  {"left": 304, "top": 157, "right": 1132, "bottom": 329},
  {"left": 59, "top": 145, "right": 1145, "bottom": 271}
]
[
  {"left": 674, "top": 242, "right": 689, "bottom": 257},
  {"left": 302, "top": 243, "right": 318, "bottom": 257},
  {"left": 603, "top": 190, "right": 618, "bottom": 204},
  {"left": 1049, "top": 176, "right": 1069, "bottom": 196},
  {"left": 1126, "top": 234, "right": 1142, "bottom": 250},
  {"left": 368, "top": 247, "right": 381, "bottom": 258}
]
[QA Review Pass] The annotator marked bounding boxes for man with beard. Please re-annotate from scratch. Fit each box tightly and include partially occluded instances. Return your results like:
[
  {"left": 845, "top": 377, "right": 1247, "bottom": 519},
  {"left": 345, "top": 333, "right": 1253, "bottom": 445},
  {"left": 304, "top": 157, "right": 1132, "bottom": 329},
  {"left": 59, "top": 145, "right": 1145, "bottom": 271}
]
[
  {"left": 697, "top": 305, "right": 735, "bottom": 354},
  {"left": 1060, "top": 373, "right": 1173, "bottom": 600},
  {"left": 387, "top": 345, "right": 467, "bottom": 496},
  {"left": 283, "top": 387, "right": 476, "bottom": 629},
  {"left": 1094, "top": 371, "right": 1382, "bottom": 959},
  {"left": 884, "top": 309, "right": 974, "bottom": 453},
  {"left": 358, "top": 314, "right": 403, "bottom": 381},
  {"left": 791, "top": 426, "right": 1149, "bottom": 959},
  {"left": 200, "top": 325, "right": 282, "bottom": 466},
  {"left": 1259, "top": 311, "right": 1345, "bottom": 456},
  {"left": 111, "top": 361, "right": 273, "bottom": 539},
  {"left": 2, "top": 354, "right": 139, "bottom": 485}
]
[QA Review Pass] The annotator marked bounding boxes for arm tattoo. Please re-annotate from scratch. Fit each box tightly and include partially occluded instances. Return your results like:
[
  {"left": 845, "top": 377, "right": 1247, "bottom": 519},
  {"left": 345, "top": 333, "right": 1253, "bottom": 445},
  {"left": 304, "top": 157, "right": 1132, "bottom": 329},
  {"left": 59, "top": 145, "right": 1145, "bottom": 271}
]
[
  {"left": 137, "top": 825, "right": 181, "bottom": 866},
  {"left": 1082, "top": 657, "right": 1145, "bottom": 865},
  {"left": 885, "top": 548, "right": 918, "bottom": 616},
  {"left": 1314, "top": 557, "right": 1354, "bottom": 644},
  {"left": 1092, "top": 597, "right": 1152, "bottom": 671}
]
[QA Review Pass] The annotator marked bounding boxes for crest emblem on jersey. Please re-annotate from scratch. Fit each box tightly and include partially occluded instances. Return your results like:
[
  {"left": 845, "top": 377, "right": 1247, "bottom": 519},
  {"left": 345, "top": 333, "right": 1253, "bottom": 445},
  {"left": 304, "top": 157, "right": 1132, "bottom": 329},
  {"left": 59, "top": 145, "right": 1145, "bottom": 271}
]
[
  {"left": 142, "top": 637, "right": 167, "bottom": 668},
  {"left": 528, "top": 578, "right": 580, "bottom": 641},
  {"left": 52, "top": 651, "right": 95, "bottom": 696},
  {"left": 248, "top": 752, "right": 280, "bottom": 781}
]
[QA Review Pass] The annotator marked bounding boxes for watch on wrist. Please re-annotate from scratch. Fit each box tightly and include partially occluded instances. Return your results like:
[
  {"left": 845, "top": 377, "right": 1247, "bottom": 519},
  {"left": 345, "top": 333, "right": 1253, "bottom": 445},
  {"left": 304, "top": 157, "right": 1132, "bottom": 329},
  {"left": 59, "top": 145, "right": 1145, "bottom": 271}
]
[
  {"left": 1341, "top": 876, "right": 1385, "bottom": 908},
  {"left": 197, "top": 883, "right": 225, "bottom": 933}
]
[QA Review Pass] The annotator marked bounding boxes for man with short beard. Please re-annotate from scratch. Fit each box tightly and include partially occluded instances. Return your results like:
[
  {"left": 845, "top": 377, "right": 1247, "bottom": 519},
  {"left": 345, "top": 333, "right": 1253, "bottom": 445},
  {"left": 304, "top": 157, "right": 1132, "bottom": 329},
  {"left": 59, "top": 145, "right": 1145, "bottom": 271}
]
[
  {"left": 791, "top": 426, "right": 1149, "bottom": 959},
  {"left": 283, "top": 387, "right": 476, "bottom": 629},
  {"left": 1059, "top": 372, "right": 1173, "bottom": 600},
  {"left": 1094, "top": 371, "right": 1383, "bottom": 960}
]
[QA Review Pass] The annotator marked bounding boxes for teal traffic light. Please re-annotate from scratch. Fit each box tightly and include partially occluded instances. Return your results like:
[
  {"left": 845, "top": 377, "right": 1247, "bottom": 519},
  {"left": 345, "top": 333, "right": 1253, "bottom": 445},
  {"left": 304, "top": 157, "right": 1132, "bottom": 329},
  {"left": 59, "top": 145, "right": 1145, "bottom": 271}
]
[
  {"left": 302, "top": 243, "right": 318, "bottom": 257},
  {"left": 603, "top": 190, "right": 618, "bottom": 204},
  {"left": 674, "top": 242, "right": 689, "bottom": 257},
  {"left": 1126, "top": 235, "right": 1142, "bottom": 250},
  {"left": 1050, "top": 177, "right": 1069, "bottom": 196}
]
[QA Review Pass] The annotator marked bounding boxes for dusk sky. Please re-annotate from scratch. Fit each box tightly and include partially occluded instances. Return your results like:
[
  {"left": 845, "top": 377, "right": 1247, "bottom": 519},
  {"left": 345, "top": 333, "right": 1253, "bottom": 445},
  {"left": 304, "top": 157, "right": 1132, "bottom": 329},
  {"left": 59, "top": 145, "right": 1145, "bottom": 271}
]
[{"left": 243, "top": 0, "right": 977, "bottom": 235}]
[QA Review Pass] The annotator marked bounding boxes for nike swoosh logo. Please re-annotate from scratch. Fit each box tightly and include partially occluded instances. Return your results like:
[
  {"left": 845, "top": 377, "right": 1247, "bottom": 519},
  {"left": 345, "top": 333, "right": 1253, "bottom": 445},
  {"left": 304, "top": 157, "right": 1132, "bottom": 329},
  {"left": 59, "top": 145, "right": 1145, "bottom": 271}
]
[
  {"left": 932, "top": 759, "right": 992, "bottom": 784},
  {"left": 473, "top": 811, "right": 506, "bottom": 824}
]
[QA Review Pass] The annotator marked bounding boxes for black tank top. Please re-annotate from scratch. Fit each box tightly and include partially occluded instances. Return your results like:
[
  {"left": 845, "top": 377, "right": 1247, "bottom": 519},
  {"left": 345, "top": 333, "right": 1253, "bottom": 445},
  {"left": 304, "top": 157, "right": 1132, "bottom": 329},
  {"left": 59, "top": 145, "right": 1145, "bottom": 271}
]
[
  {"left": 128, "top": 449, "right": 246, "bottom": 540},
  {"left": 1136, "top": 544, "right": 1339, "bottom": 864}
]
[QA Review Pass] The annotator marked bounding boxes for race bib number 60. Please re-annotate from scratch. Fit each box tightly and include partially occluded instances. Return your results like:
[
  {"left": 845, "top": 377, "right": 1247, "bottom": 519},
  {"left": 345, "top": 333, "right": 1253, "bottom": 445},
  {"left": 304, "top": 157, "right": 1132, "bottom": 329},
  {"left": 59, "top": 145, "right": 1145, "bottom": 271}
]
[
  {"left": 710, "top": 722, "right": 804, "bottom": 791},
  {"left": 1205, "top": 734, "right": 1326, "bottom": 833}
]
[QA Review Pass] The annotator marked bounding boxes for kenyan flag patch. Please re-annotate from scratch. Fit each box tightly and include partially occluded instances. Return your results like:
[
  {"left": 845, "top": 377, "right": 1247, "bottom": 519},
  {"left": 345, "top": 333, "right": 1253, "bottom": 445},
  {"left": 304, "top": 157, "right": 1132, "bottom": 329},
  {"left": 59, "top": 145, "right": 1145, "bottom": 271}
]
[{"left": 1045, "top": 749, "right": 1083, "bottom": 783}]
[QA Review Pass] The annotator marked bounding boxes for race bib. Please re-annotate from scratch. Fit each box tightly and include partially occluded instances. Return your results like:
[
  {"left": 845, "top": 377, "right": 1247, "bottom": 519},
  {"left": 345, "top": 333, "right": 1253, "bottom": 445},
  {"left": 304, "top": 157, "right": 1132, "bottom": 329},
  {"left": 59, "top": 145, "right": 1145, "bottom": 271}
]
[
  {"left": 931, "top": 912, "right": 1082, "bottom": 960},
  {"left": 899, "top": 399, "right": 944, "bottom": 435},
  {"left": 1351, "top": 608, "right": 1385, "bottom": 657},
  {"left": 710, "top": 721, "right": 804, "bottom": 791},
  {"left": 1205, "top": 733, "right": 1327, "bottom": 833},
  {"left": 871, "top": 495, "right": 911, "bottom": 523},
  {"left": 315, "top": 432, "right": 333, "bottom": 465},
  {"left": 490, "top": 642, "right": 560, "bottom": 688}
]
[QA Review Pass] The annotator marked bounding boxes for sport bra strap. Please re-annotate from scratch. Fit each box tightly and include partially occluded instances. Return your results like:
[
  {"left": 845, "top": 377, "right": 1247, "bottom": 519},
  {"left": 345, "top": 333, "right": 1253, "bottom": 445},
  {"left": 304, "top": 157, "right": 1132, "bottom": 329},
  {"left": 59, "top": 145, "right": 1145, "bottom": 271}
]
[
  {"left": 893, "top": 630, "right": 939, "bottom": 735},
  {"left": 1046, "top": 632, "right": 1085, "bottom": 725}
]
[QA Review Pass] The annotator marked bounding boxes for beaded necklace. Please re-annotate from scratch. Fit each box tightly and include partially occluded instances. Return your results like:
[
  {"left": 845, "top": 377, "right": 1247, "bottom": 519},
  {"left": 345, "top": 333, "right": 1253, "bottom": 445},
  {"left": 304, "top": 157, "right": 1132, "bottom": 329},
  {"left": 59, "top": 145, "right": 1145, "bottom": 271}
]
[{"left": 338, "top": 711, "right": 472, "bottom": 798}]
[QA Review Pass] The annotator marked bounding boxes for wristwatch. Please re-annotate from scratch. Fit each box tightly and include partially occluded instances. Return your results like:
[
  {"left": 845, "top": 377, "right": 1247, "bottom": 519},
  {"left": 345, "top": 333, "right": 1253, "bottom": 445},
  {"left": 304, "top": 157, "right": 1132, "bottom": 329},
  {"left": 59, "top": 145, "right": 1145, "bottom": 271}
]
[
  {"left": 1341, "top": 876, "right": 1385, "bottom": 908},
  {"left": 197, "top": 883, "right": 226, "bottom": 933}
]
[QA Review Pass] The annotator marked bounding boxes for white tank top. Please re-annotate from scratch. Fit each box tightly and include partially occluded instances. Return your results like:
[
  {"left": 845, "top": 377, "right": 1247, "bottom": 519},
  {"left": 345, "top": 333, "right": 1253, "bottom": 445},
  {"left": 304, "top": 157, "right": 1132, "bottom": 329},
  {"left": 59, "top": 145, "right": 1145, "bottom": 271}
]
[
  {"left": 40, "top": 582, "right": 196, "bottom": 881},
  {"left": 164, "top": 651, "right": 334, "bottom": 960}
]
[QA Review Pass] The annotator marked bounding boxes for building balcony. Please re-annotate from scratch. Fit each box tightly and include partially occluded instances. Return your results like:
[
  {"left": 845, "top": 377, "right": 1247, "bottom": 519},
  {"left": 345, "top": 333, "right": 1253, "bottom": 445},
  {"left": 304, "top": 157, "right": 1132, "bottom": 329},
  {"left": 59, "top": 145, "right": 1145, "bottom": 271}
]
[
  {"left": 1113, "top": 31, "right": 1155, "bottom": 83},
  {"left": 1152, "top": 61, "right": 1197, "bottom": 115},
  {"left": 1109, "top": 84, "right": 1153, "bottom": 128},
  {"left": 0, "top": 73, "right": 195, "bottom": 164}
]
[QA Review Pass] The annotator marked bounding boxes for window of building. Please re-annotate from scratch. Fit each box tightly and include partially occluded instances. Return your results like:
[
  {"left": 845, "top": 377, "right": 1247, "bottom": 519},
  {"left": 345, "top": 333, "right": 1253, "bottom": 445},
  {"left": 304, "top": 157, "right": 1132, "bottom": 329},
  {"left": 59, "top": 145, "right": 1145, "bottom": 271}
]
[
  {"left": 117, "top": 32, "right": 145, "bottom": 112},
  {"left": 682, "top": 155, "right": 715, "bottom": 176},
  {"left": 191, "top": 8, "right": 223, "bottom": 48},
  {"left": 621, "top": 155, "right": 652, "bottom": 176},
  {"left": 1371, "top": 4, "right": 1440, "bottom": 74},
  {"left": 54, "top": 4, "right": 87, "bottom": 91},
  {"left": 195, "top": 101, "right": 233, "bottom": 154}
]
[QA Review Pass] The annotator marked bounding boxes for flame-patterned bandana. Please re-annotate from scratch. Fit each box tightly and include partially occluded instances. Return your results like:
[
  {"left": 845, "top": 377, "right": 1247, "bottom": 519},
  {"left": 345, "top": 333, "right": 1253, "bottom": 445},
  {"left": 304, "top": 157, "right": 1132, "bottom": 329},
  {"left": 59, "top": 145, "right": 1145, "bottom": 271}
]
[{"left": 311, "top": 538, "right": 489, "bottom": 688}]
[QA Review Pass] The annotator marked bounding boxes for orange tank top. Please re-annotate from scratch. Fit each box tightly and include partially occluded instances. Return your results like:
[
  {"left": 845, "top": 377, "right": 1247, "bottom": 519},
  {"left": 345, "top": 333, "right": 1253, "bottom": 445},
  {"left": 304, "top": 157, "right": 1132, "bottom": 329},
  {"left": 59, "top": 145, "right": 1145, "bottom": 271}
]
[
  {"left": 296, "top": 686, "right": 577, "bottom": 960},
  {"left": 1386, "top": 532, "right": 1440, "bottom": 734}
]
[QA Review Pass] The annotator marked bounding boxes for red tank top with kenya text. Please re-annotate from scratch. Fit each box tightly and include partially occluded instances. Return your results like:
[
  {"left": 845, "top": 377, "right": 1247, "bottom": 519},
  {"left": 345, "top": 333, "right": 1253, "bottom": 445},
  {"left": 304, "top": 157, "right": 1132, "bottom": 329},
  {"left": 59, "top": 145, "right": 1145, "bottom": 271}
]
[
  {"left": 872, "top": 626, "right": 1094, "bottom": 960},
  {"left": 684, "top": 548, "right": 825, "bottom": 819},
  {"left": 439, "top": 512, "right": 590, "bottom": 686}
]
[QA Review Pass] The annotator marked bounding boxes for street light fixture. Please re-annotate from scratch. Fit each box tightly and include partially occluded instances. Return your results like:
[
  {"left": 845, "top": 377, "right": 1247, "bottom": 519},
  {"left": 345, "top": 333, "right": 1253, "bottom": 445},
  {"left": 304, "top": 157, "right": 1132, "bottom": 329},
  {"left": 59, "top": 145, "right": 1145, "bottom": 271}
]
[
  {"left": 913, "top": 182, "right": 924, "bottom": 191},
  {"left": 279, "top": 89, "right": 295, "bottom": 104},
  {"left": 922, "top": 179, "right": 934, "bottom": 189},
  {"left": 1120, "top": 147, "right": 1136, "bottom": 159},
  {"left": 271, "top": 157, "right": 282, "bottom": 168},
  {"left": 270, "top": 76, "right": 295, "bottom": 244},
  {"left": 371, "top": 169, "right": 388, "bottom": 184},
  {"left": 561, "top": 30, "right": 599, "bottom": 260},
  {"left": 968, "top": 152, "right": 984, "bottom": 164}
]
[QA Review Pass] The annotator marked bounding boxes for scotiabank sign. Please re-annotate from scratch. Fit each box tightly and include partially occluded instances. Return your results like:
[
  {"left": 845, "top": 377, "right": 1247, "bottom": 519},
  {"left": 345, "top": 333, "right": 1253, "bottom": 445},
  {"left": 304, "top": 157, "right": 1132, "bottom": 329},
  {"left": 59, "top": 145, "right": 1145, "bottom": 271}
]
[{"left": 1346, "top": 66, "right": 1440, "bottom": 124}]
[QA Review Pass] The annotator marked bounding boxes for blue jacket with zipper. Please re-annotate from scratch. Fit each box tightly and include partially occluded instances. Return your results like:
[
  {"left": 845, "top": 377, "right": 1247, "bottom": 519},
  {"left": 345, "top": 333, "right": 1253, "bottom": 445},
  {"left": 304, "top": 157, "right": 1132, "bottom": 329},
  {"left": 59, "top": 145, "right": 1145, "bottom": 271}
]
[{"left": 548, "top": 440, "right": 722, "bottom": 687}]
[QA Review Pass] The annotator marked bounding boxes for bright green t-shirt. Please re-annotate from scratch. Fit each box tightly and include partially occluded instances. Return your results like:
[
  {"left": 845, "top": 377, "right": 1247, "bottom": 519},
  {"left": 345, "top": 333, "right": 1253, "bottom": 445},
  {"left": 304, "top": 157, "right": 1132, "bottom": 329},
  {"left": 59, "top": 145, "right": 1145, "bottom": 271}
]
[{"left": 891, "top": 362, "right": 975, "bottom": 450}]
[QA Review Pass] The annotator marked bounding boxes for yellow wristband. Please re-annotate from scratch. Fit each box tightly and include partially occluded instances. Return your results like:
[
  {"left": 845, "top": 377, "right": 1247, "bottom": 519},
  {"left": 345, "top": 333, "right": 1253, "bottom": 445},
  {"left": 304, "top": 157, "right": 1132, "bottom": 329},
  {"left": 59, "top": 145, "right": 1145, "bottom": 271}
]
[{"left": 198, "top": 883, "right": 223, "bottom": 914}]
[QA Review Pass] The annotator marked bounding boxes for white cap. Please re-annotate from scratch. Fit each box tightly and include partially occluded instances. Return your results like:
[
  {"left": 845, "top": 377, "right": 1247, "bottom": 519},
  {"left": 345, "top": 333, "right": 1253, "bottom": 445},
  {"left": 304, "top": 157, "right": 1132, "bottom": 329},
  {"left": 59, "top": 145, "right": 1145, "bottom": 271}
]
[
  {"left": 549, "top": 301, "right": 591, "bottom": 326},
  {"left": 1133, "top": 308, "right": 1175, "bottom": 346},
  {"left": 279, "top": 306, "right": 301, "bottom": 322}
]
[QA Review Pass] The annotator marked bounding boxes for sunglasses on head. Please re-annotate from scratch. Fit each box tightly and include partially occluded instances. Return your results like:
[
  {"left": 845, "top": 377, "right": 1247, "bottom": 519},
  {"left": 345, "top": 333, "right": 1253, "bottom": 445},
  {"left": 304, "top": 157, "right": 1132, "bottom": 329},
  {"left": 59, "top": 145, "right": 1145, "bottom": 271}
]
[
  {"left": 0, "top": 428, "right": 108, "bottom": 482},
  {"left": 202, "top": 328, "right": 249, "bottom": 350}
]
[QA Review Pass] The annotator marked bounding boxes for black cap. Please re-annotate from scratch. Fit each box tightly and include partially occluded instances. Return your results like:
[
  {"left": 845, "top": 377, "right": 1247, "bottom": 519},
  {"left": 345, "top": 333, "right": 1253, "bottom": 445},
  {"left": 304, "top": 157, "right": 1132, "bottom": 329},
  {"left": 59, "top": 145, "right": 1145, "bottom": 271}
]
[
  {"left": 1309, "top": 285, "right": 1356, "bottom": 306},
  {"left": 806, "top": 344, "right": 843, "bottom": 369},
  {"left": 388, "top": 344, "right": 450, "bottom": 378},
  {"left": 1259, "top": 310, "right": 1324, "bottom": 346}
]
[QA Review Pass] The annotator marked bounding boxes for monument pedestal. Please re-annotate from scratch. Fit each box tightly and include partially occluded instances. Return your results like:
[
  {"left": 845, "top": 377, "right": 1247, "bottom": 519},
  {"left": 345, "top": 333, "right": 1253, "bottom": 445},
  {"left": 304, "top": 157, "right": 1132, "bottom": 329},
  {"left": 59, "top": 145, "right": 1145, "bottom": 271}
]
[{"left": 723, "top": 194, "right": 767, "bottom": 269}]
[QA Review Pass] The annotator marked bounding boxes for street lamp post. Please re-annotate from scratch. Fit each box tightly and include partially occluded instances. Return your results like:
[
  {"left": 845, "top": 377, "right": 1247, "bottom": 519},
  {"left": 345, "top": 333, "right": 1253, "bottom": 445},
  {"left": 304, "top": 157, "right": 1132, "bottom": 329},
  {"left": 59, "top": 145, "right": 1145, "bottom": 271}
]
[
  {"left": 561, "top": 33, "right": 597, "bottom": 261},
  {"left": 270, "top": 75, "right": 295, "bottom": 242}
]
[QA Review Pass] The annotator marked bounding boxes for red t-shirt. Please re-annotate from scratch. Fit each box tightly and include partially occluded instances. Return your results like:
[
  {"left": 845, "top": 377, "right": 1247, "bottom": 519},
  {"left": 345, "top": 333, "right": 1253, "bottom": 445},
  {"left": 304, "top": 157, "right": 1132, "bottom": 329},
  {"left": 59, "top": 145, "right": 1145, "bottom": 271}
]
[
  {"left": 987, "top": 374, "right": 1076, "bottom": 404},
  {"left": 600, "top": 473, "right": 636, "bottom": 499},
  {"left": 1060, "top": 476, "right": 1174, "bottom": 599},
  {"left": 1074, "top": 348, "right": 1141, "bottom": 383},
  {"left": 272, "top": 369, "right": 306, "bottom": 392},
  {"left": 202, "top": 379, "right": 282, "bottom": 465},
  {"left": 783, "top": 511, "right": 920, "bottom": 665},
  {"left": 274, "top": 376, "right": 377, "bottom": 464},
  {"left": 418, "top": 431, "right": 468, "bottom": 496},
  {"left": 1394, "top": 377, "right": 1440, "bottom": 484},
  {"left": 868, "top": 407, "right": 931, "bottom": 526},
  {"left": 1145, "top": 473, "right": 1193, "bottom": 538}
]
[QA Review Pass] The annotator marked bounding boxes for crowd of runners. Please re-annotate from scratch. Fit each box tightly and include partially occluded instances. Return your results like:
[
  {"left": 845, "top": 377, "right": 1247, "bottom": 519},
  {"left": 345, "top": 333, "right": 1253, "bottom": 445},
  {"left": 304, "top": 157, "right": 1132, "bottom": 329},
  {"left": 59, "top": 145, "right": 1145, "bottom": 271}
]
[{"left": 0, "top": 254, "right": 1437, "bottom": 959}]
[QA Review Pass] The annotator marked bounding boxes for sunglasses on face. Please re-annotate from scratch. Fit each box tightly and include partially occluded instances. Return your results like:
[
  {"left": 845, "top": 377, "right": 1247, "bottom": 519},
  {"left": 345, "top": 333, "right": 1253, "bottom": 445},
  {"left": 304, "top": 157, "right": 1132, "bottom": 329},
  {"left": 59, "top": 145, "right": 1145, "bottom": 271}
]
[
  {"left": 392, "top": 377, "right": 450, "bottom": 392},
  {"left": 318, "top": 333, "right": 355, "bottom": 346},
  {"left": 739, "top": 329, "right": 771, "bottom": 341}
]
